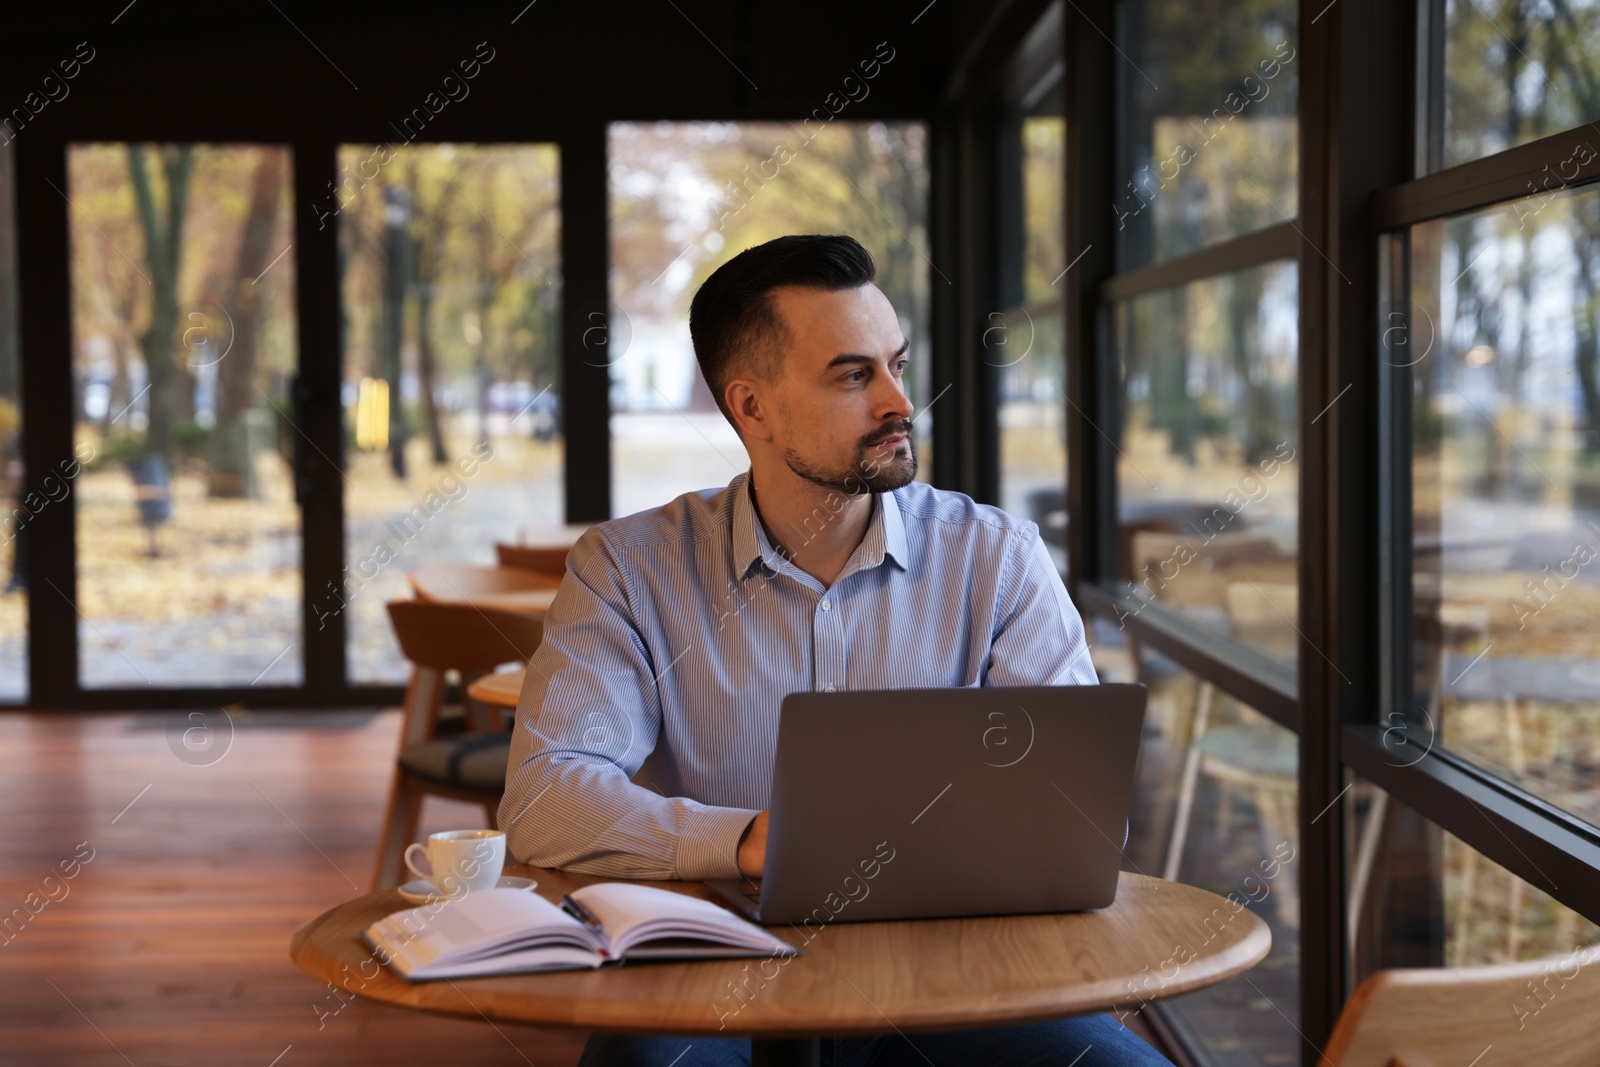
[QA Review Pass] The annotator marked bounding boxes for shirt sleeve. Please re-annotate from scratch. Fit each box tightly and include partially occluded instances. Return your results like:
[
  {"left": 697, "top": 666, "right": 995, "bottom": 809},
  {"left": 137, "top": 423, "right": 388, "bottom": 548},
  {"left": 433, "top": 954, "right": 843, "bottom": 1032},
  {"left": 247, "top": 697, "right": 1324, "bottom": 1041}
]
[
  {"left": 497, "top": 529, "right": 761, "bottom": 880},
  {"left": 982, "top": 523, "right": 1100, "bottom": 688}
]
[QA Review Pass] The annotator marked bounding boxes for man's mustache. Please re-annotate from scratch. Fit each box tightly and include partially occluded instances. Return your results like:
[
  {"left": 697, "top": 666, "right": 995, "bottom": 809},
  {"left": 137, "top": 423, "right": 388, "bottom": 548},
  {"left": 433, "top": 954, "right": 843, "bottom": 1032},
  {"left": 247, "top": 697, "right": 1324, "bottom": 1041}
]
[{"left": 860, "top": 420, "right": 914, "bottom": 449}]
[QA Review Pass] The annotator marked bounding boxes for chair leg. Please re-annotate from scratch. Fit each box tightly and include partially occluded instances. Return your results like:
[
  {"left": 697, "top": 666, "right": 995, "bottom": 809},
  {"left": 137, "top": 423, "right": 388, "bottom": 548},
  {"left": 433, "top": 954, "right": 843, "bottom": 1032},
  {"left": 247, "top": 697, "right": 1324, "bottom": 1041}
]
[
  {"left": 372, "top": 769, "right": 426, "bottom": 891},
  {"left": 1163, "top": 681, "right": 1215, "bottom": 882},
  {"left": 461, "top": 670, "right": 495, "bottom": 733},
  {"left": 1256, "top": 785, "right": 1299, "bottom": 931},
  {"left": 401, "top": 666, "right": 446, "bottom": 745},
  {"left": 1449, "top": 842, "right": 1479, "bottom": 969},
  {"left": 1347, "top": 787, "right": 1389, "bottom": 958},
  {"left": 1506, "top": 873, "right": 1525, "bottom": 961},
  {"left": 1215, "top": 786, "right": 1236, "bottom": 847}
]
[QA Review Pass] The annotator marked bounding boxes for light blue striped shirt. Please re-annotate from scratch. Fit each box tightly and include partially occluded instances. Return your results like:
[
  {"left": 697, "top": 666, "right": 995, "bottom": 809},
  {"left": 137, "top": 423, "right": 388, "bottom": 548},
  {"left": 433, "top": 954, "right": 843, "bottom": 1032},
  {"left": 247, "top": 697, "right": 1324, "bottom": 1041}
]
[{"left": 498, "top": 471, "right": 1097, "bottom": 880}]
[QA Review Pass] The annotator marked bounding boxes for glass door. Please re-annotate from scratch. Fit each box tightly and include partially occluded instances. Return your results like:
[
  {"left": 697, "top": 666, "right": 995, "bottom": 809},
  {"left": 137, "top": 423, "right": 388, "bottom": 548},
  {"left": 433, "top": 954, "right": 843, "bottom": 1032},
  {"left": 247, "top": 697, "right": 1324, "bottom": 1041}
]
[
  {"left": 336, "top": 143, "right": 563, "bottom": 685},
  {"left": 66, "top": 142, "right": 304, "bottom": 688},
  {"left": 0, "top": 139, "right": 21, "bottom": 702}
]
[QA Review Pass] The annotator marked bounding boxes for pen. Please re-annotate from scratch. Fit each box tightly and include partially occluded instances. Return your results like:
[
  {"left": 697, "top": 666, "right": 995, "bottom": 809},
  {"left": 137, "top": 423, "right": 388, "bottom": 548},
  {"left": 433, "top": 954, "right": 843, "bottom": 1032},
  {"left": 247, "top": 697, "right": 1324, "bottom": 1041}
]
[{"left": 560, "top": 893, "right": 604, "bottom": 931}]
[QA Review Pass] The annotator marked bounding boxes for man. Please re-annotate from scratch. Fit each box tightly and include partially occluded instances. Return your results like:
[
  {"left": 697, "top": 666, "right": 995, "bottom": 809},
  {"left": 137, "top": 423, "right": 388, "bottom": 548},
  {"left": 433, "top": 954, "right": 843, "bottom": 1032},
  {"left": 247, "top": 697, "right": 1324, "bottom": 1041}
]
[{"left": 500, "top": 235, "right": 1169, "bottom": 1066}]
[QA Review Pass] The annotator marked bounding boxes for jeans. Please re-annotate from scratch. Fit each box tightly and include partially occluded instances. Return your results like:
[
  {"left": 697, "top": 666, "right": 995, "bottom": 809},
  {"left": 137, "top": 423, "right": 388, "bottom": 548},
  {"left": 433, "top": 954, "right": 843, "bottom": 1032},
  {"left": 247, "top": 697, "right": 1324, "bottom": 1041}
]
[{"left": 577, "top": 1014, "right": 1174, "bottom": 1066}]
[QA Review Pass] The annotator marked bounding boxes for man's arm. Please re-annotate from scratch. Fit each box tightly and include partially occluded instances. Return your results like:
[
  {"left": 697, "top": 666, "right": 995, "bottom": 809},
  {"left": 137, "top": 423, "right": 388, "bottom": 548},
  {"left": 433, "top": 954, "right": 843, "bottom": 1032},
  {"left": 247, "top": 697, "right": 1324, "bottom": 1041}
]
[
  {"left": 987, "top": 525, "right": 1130, "bottom": 847},
  {"left": 497, "top": 530, "right": 761, "bottom": 880},
  {"left": 983, "top": 526, "right": 1099, "bottom": 687}
]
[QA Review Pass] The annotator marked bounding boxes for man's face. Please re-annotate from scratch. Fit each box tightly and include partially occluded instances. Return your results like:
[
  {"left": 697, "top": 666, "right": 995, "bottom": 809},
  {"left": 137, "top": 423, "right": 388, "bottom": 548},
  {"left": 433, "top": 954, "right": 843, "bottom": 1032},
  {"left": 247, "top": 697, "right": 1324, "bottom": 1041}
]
[{"left": 765, "top": 283, "right": 916, "bottom": 495}]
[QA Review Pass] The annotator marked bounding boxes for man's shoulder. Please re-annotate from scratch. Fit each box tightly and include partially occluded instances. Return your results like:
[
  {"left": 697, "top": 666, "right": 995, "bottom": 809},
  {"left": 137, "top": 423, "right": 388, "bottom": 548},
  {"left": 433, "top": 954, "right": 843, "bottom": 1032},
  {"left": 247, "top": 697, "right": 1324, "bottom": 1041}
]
[
  {"left": 578, "top": 482, "right": 737, "bottom": 562},
  {"left": 890, "top": 480, "right": 1036, "bottom": 541}
]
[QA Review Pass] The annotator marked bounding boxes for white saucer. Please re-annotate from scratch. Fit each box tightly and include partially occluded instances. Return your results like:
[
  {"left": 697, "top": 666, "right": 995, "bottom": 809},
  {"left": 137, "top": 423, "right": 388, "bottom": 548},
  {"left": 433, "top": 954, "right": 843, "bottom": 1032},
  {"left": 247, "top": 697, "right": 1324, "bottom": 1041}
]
[{"left": 397, "top": 875, "right": 538, "bottom": 904}]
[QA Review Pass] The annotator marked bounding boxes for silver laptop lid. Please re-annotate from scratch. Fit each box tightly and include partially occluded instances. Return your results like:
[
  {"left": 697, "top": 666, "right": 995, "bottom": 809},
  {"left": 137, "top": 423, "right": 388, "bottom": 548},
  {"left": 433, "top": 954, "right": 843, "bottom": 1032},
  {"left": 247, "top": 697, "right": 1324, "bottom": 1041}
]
[{"left": 756, "top": 683, "right": 1146, "bottom": 925}]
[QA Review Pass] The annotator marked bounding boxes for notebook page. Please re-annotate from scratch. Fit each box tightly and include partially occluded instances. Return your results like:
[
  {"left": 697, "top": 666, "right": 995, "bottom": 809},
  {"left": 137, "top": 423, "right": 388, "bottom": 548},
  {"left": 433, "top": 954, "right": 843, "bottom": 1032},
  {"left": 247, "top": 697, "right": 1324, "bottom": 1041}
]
[
  {"left": 375, "top": 888, "right": 596, "bottom": 969},
  {"left": 571, "top": 883, "right": 795, "bottom": 957}
]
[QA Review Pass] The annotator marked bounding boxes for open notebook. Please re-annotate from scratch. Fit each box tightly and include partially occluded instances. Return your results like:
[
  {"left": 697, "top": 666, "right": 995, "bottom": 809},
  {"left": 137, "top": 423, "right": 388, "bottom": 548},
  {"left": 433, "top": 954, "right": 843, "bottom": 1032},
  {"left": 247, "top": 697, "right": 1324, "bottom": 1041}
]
[{"left": 364, "top": 883, "right": 801, "bottom": 980}]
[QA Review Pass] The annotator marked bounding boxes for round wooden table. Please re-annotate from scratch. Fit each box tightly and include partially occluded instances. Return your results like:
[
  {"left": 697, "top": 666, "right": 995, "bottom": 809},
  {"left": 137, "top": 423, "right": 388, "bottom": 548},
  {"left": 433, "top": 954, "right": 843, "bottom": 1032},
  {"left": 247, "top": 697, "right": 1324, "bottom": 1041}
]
[
  {"left": 409, "top": 564, "right": 561, "bottom": 619},
  {"left": 465, "top": 667, "right": 526, "bottom": 710},
  {"left": 452, "top": 587, "right": 559, "bottom": 616},
  {"left": 291, "top": 864, "right": 1270, "bottom": 1065}
]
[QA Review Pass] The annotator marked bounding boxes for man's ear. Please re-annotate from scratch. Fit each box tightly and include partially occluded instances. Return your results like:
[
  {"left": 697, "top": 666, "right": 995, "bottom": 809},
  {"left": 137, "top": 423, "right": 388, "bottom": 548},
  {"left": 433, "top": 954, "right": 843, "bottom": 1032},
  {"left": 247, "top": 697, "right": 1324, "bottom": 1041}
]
[{"left": 726, "top": 377, "right": 776, "bottom": 443}]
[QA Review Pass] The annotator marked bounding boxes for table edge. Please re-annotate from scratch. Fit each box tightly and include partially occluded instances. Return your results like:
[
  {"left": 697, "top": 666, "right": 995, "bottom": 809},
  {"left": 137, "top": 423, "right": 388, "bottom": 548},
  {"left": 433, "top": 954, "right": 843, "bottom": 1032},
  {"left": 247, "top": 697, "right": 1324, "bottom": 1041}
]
[{"left": 288, "top": 873, "right": 1275, "bottom": 1037}]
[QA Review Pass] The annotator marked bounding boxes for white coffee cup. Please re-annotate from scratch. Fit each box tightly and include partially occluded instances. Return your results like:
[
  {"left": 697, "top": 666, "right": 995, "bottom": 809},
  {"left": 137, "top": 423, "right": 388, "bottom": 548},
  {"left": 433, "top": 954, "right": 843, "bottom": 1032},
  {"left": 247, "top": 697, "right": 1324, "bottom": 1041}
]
[{"left": 404, "top": 829, "right": 506, "bottom": 896}]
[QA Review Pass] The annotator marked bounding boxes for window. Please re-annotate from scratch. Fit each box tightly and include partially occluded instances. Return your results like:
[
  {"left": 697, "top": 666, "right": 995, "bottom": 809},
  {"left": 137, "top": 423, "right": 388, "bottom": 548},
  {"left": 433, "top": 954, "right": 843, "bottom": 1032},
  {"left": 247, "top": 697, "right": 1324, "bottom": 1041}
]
[
  {"left": 1400, "top": 184, "right": 1600, "bottom": 829},
  {"left": 1122, "top": 653, "right": 1301, "bottom": 1065},
  {"left": 1083, "top": 2, "right": 1306, "bottom": 1060},
  {"left": 1433, "top": 0, "right": 1600, "bottom": 171},
  {"left": 0, "top": 138, "right": 19, "bottom": 701},
  {"left": 1114, "top": 0, "right": 1298, "bottom": 268},
  {"left": 66, "top": 143, "right": 301, "bottom": 688},
  {"left": 1347, "top": 776, "right": 1600, "bottom": 977},
  {"left": 607, "top": 121, "right": 931, "bottom": 518},
  {"left": 1094, "top": 0, "right": 1304, "bottom": 705},
  {"left": 997, "top": 80, "right": 1069, "bottom": 569},
  {"left": 337, "top": 143, "right": 562, "bottom": 685},
  {"left": 1114, "top": 261, "right": 1300, "bottom": 667},
  {"left": 1352, "top": 0, "right": 1600, "bottom": 1042}
]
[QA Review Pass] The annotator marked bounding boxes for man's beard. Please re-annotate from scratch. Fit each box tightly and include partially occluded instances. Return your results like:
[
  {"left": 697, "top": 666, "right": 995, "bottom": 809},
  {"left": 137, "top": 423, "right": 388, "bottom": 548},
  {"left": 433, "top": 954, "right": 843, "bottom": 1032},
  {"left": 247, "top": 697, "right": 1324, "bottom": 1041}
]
[{"left": 783, "top": 420, "right": 918, "bottom": 495}]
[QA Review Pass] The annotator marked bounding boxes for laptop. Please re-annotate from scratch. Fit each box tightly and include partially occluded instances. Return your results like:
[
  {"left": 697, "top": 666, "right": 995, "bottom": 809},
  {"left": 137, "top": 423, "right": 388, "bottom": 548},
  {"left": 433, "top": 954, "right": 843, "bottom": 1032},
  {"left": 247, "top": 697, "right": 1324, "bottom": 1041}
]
[{"left": 706, "top": 683, "right": 1147, "bottom": 926}]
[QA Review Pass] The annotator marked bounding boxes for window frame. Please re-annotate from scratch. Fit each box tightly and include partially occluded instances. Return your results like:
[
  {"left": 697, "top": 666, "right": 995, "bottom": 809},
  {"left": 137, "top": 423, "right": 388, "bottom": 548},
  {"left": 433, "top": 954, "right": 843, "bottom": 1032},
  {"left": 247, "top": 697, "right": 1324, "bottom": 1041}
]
[
  {"left": 1060, "top": 1, "right": 1319, "bottom": 1059},
  {"left": 1058, "top": 2, "right": 1600, "bottom": 1065},
  {"left": 1366, "top": 89, "right": 1600, "bottom": 921},
  {"left": 991, "top": 9, "right": 1069, "bottom": 536},
  {"left": 12, "top": 111, "right": 597, "bottom": 708}
]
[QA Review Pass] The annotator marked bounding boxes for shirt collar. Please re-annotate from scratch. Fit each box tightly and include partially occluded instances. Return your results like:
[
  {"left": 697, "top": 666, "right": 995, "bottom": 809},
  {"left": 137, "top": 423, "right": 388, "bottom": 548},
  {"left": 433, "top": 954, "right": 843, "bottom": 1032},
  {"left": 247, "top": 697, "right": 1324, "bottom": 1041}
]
[
  {"left": 731, "top": 473, "right": 768, "bottom": 580},
  {"left": 730, "top": 471, "right": 909, "bottom": 580}
]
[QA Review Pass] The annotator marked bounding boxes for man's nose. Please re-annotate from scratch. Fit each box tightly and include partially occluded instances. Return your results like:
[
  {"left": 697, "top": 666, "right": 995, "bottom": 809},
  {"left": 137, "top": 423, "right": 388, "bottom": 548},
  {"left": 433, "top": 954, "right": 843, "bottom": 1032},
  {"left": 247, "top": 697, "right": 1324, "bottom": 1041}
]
[{"left": 874, "top": 370, "right": 914, "bottom": 423}]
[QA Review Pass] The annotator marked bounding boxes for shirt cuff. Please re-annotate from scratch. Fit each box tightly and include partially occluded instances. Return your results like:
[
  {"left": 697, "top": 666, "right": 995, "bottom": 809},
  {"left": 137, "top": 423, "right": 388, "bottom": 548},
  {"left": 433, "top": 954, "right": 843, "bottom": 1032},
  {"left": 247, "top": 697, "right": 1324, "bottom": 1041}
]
[{"left": 676, "top": 804, "right": 762, "bottom": 881}]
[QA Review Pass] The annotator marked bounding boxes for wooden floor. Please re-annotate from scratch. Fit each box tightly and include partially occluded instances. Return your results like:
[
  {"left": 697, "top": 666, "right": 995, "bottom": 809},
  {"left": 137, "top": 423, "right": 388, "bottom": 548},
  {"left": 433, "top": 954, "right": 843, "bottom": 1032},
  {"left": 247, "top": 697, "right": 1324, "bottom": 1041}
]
[
  {"left": 0, "top": 710, "right": 589, "bottom": 1067},
  {"left": 0, "top": 709, "right": 1170, "bottom": 1066}
]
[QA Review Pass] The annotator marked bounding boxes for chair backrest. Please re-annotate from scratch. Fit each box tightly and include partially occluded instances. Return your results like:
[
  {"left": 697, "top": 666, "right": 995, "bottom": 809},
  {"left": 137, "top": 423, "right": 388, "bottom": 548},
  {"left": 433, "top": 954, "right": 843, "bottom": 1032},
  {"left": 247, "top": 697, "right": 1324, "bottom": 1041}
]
[
  {"left": 386, "top": 600, "right": 546, "bottom": 672},
  {"left": 1325, "top": 949, "right": 1600, "bottom": 1067},
  {"left": 408, "top": 562, "right": 561, "bottom": 602},
  {"left": 1129, "top": 530, "right": 1282, "bottom": 608},
  {"left": 1223, "top": 580, "right": 1299, "bottom": 664},
  {"left": 1224, "top": 580, "right": 1298, "bottom": 629},
  {"left": 494, "top": 542, "right": 569, "bottom": 577}
]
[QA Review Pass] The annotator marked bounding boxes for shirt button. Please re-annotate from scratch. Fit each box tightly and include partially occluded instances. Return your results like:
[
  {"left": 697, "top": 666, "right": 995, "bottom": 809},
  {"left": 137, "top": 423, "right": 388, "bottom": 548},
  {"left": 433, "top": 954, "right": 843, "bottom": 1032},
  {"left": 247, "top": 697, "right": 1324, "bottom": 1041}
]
[
  {"left": 824, "top": 684, "right": 836, "bottom": 692},
  {"left": 820, "top": 598, "right": 832, "bottom": 612}
]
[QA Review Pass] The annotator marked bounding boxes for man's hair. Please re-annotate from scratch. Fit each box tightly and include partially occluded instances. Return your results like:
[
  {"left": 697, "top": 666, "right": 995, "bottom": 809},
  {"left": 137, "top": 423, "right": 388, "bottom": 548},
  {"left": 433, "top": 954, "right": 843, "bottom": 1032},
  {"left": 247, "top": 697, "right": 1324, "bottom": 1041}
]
[{"left": 689, "top": 234, "right": 877, "bottom": 426}]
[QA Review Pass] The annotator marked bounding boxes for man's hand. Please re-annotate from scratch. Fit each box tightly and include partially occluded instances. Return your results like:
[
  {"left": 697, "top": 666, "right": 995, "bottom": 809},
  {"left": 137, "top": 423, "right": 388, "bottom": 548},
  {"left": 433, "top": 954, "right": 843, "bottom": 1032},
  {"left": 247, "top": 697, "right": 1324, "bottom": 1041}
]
[{"left": 736, "top": 811, "right": 769, "bottom": 878}]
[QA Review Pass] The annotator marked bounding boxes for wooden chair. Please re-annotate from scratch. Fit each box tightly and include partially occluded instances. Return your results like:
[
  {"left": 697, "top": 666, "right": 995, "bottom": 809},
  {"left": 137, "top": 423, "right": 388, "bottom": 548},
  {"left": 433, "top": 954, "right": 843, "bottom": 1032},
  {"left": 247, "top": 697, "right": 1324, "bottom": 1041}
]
[
  {"left": 1222, "top": 579, "right": 1300, "bottom": 664},
  {"left": 1162, "top": 577, "right": 1300, "bottom": 923},
  {"left": 1323, "top": 948, "right": 1600, "bottom": 1066},
  {"left": 1119, "top": 531, "right": 1288, "bottom": 882},
  {"left": 1129, "top": 530, "right": 1285, "bottom": 617},
  {"left": 1125, "top": 530, "right": 1286, "bottom": 735},
  {"left": 371, "top": 600, "right": 545, "bottom": 890}
]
